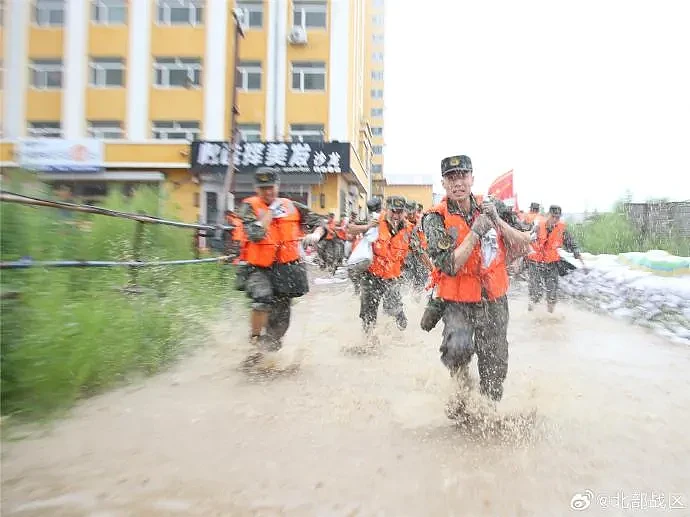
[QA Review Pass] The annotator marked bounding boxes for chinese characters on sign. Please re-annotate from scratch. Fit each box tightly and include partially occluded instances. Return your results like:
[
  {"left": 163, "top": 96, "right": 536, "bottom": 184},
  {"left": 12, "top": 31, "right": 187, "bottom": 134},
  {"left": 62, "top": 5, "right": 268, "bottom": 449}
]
[{"left": 190, "top": 140, "right": 351, "bottom": 175}]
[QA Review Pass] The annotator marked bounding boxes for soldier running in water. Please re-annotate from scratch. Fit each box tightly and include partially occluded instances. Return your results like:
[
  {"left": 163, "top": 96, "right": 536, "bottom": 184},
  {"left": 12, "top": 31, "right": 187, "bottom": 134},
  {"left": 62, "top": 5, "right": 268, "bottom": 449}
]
[
  {"left": 421, "top": 155, "right": 531, "bottom": 413},
  {"left": 358, "top": 196, "right": 413, "bottom": 344},
  {"left": 236, "top": 168, "right": 327, "bottom": 362},
  {"left": 402, "top": 201, "right": 432, "bottom": 297}
]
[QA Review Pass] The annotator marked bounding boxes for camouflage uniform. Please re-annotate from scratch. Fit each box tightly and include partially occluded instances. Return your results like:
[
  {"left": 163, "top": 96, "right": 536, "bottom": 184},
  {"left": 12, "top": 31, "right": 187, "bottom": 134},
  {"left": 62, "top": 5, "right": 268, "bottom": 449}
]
[
  {"left": 237, "top": 173, "right": 326, "bottom": 347},
  {"left": 422, "top": 156, "right": 516, "bottom": 402},
  {"left": 359, "top": 196, "right": 410, "bottom": 332}
]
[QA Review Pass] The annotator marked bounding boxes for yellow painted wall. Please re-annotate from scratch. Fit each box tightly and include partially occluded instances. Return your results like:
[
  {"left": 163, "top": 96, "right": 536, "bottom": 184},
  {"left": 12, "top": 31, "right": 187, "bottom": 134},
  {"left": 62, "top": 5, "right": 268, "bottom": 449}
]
[
  {"left": 88, "top": 26, "right": 128, "bottom": 56},
  {"left": 150, "top": 90, "right": 204, "bottom": 121},
  {"left": 0, "top": 142, "right": 14, "bottom": 162},
  {"left": 225, "top": 2, "right": 269, "bottom": 139},
  {"left": 86, "top": 89, "right": 127, "bottom": 121},
  {"left": 26, "top": 91, "right": 62, "bottom": 121},
  {"left": 310, "top": 173, "right": 344, "bottom": 215},
  {"left": 284, "top": 2, "right": 330, "bottom": 137},
  {"left": 28, "top": 28, "right": 64, "bottom": 57},
  {"left": 105, "top": 143, "right": 188, "bottom": 164},
  {"left": 163, "top": 169, "right": 201, "bottom": 223},
  {"left": 384, "top": 184, "right": 434, "bottom": 209},
  {"left": 150, "top": 26, "right": 205, "bottom": 57}
]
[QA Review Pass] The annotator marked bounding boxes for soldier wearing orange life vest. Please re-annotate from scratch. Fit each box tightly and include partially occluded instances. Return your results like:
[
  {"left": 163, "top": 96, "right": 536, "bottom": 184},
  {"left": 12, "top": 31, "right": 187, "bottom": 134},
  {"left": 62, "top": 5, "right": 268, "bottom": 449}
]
[
  {"left": 402, "top": 201, "right": 431, "bottom": 295},
  {"left": 526, "top": 204, "right": 584, "bottom": 313},
  {"left": 422, "top": 155, "right": 532, "bottom": 408},
  {"left": 359, "top": 195, "right": 413, "bottom": 339},
  {"left": 236, "top": 168, "right": 327, "bottom": 354}
]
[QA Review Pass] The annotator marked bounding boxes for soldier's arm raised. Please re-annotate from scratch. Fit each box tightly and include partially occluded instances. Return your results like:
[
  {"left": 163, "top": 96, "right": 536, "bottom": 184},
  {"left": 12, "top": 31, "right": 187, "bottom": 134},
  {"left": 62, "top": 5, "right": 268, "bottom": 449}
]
[{"left": 237, "top": 202, "right": 268, "bottom": 242}]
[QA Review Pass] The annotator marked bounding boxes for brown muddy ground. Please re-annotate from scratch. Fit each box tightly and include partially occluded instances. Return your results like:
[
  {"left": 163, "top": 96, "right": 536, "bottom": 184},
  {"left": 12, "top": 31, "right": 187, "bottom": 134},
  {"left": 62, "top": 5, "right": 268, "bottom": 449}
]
[{"left": 2, "top": 272, "right": 690, "bottom": 516}]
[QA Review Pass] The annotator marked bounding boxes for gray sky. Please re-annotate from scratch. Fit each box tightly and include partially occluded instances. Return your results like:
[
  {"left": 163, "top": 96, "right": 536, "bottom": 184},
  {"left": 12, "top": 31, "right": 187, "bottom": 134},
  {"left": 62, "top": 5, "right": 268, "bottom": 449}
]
[{"left": 383, "top": 0, "right": 690, "bottom": 212}]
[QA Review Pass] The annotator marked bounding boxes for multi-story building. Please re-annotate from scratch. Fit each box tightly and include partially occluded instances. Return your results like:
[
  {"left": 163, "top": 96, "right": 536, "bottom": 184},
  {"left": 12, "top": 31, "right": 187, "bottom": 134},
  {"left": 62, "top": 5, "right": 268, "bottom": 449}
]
[
  {"left": 0, "top": 0, "right": 382, "bottom": 223},
  {"left": 364, "top": 0, "right": 385, "bottom": 198},
  {"left": 383, "top": 174, "right": 434, "bottom": 209}
]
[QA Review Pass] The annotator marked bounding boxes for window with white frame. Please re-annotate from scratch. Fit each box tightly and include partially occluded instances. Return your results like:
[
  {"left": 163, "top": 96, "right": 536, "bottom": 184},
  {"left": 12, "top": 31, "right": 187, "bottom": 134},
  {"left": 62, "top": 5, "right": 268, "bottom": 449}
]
[
  {"left": 292, "top": 1, "right": 326, "bottom": 29},
  {"left": 91, "top": 0, "right": 127, "bottom": 24},
  {"left": 371, "top": 127, "right": 383, "bottom": 136},
  {"left": 291, "top": 61, "right": 326, "bottom": 92},
  {"left": 236, "top": 61, "right": 261, "bottom": 91},
  {"left": 371, "top": 89, "right": 383, "bottom": 99},
  {"left": 372, "top": 33, "right": 384, "bottom": 44},
  {"left": 152, "top": 120, "right": 200, "bottom": 140},
  {"left": 372, "top": 145, "right": 383, "bottom": 155},
  {"left": 154, "top": 57, "right": 202, "bottom": 88},
  {"left": 372, "top": 164, "right": 382, "bottom": 174},
  {"left": 371, "top": 70, "right": 384, "bottom": 81},
  {"left": 156, "top": 0, "right": 203, "bottom": 26},
  {"left": 34, "top": 0, "right": 65, "bottom": 26},
  {"left": 236, "top": 1, "right": 263, "bottom": 29},
  {"left": 89, "top": 57, "right": 125, "bottom": 87},
  {"left": 290, "top": 124, "right": 324, "bottom": 143},
  {"left": 371, "top": 108, "right": 383, "bottom": 117},
  {"left": 237, "top": 123, "right": 261, "bottom": 142},
  {"left": 88, "top": 120, "right": 124, "bottom": 139},
  {"left": 372, "top": 52, "right": 384, "bottom": 62},
  {"left": 372, "top": 14, "right": 384, "bottom": 26},
  {"left": 30, "top": 59, "right": 63, "bottom": 89},
  {"left": 28, "top": 121, "right": 62, "bottom": 138}
]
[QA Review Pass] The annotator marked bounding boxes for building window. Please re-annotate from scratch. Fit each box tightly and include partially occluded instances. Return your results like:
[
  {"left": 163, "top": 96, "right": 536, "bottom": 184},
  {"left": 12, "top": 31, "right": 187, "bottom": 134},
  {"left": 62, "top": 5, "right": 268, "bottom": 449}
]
[
  {"left": 34, "top": 0, "right": 65, "bottom": 26},
  {"left": 88, "top": 120, "right": 124, "bottom": 139},
  {"left": 372, "top": 164, "right": 382, "bottom": 174},
  {"left": 372, "top": 33, "right": 384, "bottom": 44},
  {"left": 291, "top": 61, "right": 326, "bottom": 92},
  {"left": 156, "top": 0, "right": 203, "bottom": 26},
  {"left": 237, "top": 123, "right": 261, "bottom": 142},
  {"left": 154, "top": 57, "right": 202, "bottom": 88},
  {"left": 91, "top": 0, "right": 127, "bottom": 24},
  {"left": 372, "top": 52, "right": 384, "bottom": 62},
  {"left": 236, "top": 0, "right": 262, "bottom": 29},
  {"left": 152, "top": 120, "right": 200, "bottom": 141},
  {"left": 290, "top": 124, "right": 324, "bottom": 143},
  {"left": 371, "top": 108, "right": 383, "bottom": 117},
  {"left": 30, "top": 59, "right": 63, "bottom": 89},
  {"left": 89, "top": 57, "right": 125, "bottom": 87},
  {"left": 372, "top": 14, "right": 384, "bottom": 26},
  {"left": 292, "top": 1, "right": 327, "bottom": 29},
  {"left": 236, "top": 61, "right": 262, "bottom": 91},
  {"left": 28, "top": 121, "right": 62, "bottom": 138},
  {"left": 371, "top": 89, "right": 383, "bottom": 99},
  {"left": 371, "top": 127, "right": 383, "bottom": 136},
  {"left": 371, "top": 70, "right": 384, "bottom": 81},
  {"left": 372, "top": 145, "right": 383, "bottom": 155}
]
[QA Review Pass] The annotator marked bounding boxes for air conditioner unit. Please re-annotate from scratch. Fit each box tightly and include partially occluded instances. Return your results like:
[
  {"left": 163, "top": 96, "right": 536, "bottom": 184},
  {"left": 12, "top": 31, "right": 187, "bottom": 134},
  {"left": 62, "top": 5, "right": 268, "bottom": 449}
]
[{"left": 288, "top": 26, "right": 308, "bottom": 45}]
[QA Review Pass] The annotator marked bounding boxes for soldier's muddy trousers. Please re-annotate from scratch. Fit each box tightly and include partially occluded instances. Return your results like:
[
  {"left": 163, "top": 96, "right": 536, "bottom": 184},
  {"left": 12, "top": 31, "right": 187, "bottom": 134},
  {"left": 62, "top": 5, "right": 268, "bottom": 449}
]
[
  {"left": 527, "top": 260, "right": 559, "bottom": 304},
  {"left": 359, "top": 271, "right": 405, "bottom": 331},
  {"left": 246, "top": 267, "right": 292, "bottom": 348},
  {"left": 440, "top": 296, "right": 509, "bottom": 401}
]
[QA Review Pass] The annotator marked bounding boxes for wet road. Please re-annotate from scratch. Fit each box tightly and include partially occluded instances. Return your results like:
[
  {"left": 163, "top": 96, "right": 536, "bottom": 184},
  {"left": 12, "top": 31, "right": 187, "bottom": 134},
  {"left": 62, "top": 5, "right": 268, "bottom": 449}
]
[{"left": 2, "top": 271, "right": 690, "bottom": 516}]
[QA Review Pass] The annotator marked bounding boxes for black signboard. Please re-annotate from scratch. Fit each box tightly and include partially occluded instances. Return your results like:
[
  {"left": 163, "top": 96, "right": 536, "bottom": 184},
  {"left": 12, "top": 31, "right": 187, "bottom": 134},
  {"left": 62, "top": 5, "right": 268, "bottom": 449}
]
[{"left": 190, "top": 140, "right": 351, "bottom": 177}]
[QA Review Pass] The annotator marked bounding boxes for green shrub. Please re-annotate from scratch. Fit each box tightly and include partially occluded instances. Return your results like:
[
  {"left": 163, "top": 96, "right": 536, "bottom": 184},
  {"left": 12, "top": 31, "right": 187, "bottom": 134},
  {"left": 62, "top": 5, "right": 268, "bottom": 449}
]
[{"left": 1, "top": 177, "right": 235, "bottom": 418}]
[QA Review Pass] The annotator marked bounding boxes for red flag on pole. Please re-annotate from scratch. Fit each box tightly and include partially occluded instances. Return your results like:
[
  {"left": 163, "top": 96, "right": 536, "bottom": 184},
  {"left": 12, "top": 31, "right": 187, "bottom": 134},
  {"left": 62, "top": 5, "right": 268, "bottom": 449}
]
[{"left": 488, "top": 169, "right": 519, "bottom": 212}]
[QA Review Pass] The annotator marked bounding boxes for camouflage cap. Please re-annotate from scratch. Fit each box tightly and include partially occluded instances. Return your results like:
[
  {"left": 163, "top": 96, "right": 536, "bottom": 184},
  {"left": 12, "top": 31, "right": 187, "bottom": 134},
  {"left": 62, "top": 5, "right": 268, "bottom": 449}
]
[
  {"left": 254, "top": 167, "right": 279, "bottom": 186},
  {"left": 530, "top": 202, "right": 540, "bottom": 211},
  {"left": 386, "top": 195, "right": 407, "bottom": 210},
  {"left": 416, "top": 203, "right": 424, "bottom": 211},
  {"left": 441, "top": 155, "right": 473, "bottom": 176},
  {"left": 549, "top": 205, "right": 562, "bottom": 216},
  {"left": 405, "top": 200, "right": 417, "bottom": 212}
]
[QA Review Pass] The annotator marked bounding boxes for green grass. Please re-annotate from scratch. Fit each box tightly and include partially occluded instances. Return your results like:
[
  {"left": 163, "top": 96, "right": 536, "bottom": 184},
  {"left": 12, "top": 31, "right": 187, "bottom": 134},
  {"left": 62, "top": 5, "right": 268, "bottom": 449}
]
[
  {"left": 569, "top": 203, "right": 689, "bottom": 257},
  {"left": 1, "top": 174, "right": 237, "bottom": 419}
]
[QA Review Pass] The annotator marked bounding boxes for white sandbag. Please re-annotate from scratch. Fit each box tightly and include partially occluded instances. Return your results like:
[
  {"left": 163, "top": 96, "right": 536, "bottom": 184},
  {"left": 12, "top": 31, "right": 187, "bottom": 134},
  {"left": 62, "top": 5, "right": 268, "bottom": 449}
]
[{"left": 346, "top": 227, "right": 379, "bottom": 271}]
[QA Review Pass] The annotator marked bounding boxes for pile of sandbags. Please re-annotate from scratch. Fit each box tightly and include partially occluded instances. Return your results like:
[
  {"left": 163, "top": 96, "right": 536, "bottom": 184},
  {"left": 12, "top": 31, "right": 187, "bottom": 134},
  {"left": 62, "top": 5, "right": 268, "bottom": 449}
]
[{"left": 558, "top": 251, "right": 690, "bottom": 345}]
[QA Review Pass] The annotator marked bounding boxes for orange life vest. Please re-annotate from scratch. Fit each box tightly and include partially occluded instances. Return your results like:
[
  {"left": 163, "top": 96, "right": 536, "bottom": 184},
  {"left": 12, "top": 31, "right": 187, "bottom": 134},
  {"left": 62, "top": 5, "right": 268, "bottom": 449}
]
[
  {"left": 325, "top": 219, "right": 336, "bottom": 240},
  {"left": 336, "top": 220, "right": 348, "bottom": 240},
  {"left": 368, "top": 217, "right": 412, "bottom": 280},
  {"left": 243, "top": 196, "right": 302, "bottom": 268},
  {"left": 532, "top": 220, "right": 565, "bottom": 263},
  {"left": 231, "top": 215, "right": 248, "bottom": 262},
  {"left": 429, "top": 200, "right": 509, "bottom": 303}
]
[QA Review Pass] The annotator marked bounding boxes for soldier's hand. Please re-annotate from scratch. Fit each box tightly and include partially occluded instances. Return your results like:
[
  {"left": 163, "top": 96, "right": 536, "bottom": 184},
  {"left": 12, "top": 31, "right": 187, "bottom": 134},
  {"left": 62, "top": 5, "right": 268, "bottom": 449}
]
[
  {"left": 471, "top": 214, "right": 494, "bottom": 238},
  {"left": 481, "top": 200, "right": 499, "bottom": 223}
]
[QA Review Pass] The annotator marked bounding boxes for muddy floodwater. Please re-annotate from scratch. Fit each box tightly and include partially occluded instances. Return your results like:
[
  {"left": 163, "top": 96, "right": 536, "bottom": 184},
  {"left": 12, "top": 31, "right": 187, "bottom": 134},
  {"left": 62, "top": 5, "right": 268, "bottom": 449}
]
[{"left": 2, "top": 269, "right": 690, "bottom": 516}]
